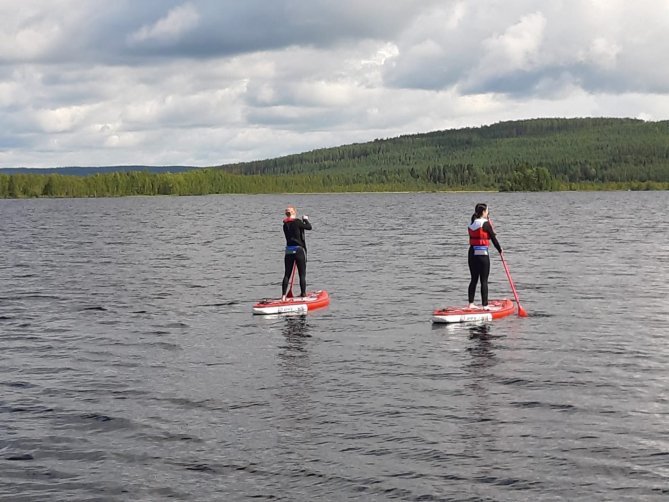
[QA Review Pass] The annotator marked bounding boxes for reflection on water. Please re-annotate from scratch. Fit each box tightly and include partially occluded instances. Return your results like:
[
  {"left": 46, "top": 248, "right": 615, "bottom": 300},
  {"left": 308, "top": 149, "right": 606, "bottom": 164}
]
[
  {"left": 464, "top": 322, "right": 500, "bottom": 476},
  {"left": 466, "top": 325, "right": 497, "bottom": 368},
  {"left": 468, "top": 323, "right": 491, "bottom": 339},
  {"left": 275, "top": 315, "right": 316, "bottom": 450},
  {"left": 282, "top": 315, "right": 311, "bottom": 339},
  {"left": 278, "top": 315, "right": 311, "bottom": 361},
  {"left": 277, "top": 315, "right": 311, "bottom": 372},
  {"left": 466, "top": 323, "right": 497, "bottom": 380}
]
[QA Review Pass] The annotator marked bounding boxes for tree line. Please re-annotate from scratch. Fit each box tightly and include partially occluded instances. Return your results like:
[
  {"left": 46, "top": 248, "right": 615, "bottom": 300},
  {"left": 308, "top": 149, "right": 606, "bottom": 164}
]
[{"left": 1, "top": 166, "right": 665, "bottom": 199}]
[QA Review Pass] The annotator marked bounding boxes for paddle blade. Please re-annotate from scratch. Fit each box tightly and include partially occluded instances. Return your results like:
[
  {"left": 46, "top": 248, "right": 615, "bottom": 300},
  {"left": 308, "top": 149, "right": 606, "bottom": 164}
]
[
  {"left": 517, "top": 304, "right": 529, "bottom": 317},
  {"left": 286, "top": 289, "right": 293, "bottom": 298}
]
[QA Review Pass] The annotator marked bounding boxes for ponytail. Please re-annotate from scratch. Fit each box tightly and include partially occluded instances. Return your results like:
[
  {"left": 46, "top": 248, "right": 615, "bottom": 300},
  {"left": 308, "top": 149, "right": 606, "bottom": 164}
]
[{"left": 472, "top": 203, "right": 488, "bottom": 222}]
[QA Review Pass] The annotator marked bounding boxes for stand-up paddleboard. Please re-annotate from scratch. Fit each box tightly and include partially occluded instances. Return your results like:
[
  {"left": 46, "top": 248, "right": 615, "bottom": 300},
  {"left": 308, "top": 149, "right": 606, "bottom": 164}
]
[
  {"left": 253, "top": 290, "right": 330, "bottom": 315},
  {"left": 432, "top": 299, "right": 514, "bottom": 324}
]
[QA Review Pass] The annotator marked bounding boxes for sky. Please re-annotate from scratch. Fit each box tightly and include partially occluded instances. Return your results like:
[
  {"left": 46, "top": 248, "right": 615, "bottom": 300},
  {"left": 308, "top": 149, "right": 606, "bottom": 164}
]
[{"left": 1, "top": 0, "right": 669, "bottom": 168}]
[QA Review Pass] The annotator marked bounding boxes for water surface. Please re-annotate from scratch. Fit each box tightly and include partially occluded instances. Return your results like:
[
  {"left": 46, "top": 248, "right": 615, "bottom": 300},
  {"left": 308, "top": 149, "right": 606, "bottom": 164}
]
[{"left": 1, "top": 192, "right": 667, "bottom": 501}]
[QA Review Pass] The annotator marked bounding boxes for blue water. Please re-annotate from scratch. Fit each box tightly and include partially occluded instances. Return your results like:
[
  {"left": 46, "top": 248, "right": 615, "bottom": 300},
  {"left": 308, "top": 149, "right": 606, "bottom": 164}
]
[{"left": 1, "top": 191, "right": 668, "bottom": 501}]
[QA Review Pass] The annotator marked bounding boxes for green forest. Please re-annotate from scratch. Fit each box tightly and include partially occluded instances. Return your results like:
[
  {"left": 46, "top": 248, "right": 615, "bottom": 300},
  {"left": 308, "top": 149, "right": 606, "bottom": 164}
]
[{"left": 1, "top": 118, "right": 668, "bottom": 198}]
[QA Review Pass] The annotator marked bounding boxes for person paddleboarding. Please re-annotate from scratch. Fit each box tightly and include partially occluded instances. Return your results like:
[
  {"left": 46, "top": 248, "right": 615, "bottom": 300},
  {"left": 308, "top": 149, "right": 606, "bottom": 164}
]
[
  {"left": 433, "top": 203, "right": 527, "bottom": 323},
  {"left": 281, "top": 206, "right": 312, "bottom": 301},
  {"left": 467, "top": 203, "right": 502, "bottom": 310},
  {"left": 252, "top": 206, "right": 329, "bottom": 315}
]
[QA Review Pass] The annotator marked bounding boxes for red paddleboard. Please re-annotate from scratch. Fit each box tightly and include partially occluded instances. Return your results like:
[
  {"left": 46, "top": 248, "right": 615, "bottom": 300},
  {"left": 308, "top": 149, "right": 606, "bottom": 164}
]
[
  {"left": 253, "top": 290, "right": 330, "bottom": 315},
  {"left": 432, "top": 299, "right": 515, "bottom": 324}
]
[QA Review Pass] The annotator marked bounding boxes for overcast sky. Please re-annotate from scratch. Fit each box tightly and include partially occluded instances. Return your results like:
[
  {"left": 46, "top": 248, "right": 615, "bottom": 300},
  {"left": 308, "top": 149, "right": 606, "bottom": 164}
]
[{"left": 2, "top": 0, "right": 668, "bottom": 168}]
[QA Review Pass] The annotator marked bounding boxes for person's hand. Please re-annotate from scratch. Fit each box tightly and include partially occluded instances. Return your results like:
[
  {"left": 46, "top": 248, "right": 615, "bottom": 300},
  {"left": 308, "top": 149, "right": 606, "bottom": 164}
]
[{"left": 303, "top": 215, "right": 309, "bottom": 220}]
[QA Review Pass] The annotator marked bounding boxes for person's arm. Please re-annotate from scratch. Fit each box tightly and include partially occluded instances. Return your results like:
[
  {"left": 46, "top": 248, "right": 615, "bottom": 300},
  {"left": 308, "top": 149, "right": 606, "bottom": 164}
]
[
  {"left": 483, "top": 221, "right": 502, "bottom": 253},
  {"left": 300, "top": 216, "right": 312, "bottom": 230}
]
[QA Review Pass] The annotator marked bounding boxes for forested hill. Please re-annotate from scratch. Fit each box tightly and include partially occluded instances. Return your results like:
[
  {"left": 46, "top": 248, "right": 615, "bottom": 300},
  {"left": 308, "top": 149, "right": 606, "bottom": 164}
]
[
  {"left": 215, "top": 117, "right": 669, "bottom": 190},
  {"left": 1, "top": 117, "right": 668, "bottom": 198}
]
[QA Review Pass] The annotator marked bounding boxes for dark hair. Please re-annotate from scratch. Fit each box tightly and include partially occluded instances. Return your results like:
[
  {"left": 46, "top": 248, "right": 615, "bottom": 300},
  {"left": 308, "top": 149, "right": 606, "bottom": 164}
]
[{"left": 471, "top": 203, "right": 488, "bottom": 223}]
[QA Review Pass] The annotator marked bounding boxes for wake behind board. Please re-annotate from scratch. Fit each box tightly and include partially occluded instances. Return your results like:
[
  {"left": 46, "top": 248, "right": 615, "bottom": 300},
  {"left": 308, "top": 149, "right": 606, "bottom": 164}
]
[
  {"left": 432, "top": 298, "right": 514, "bottom": 324},
  {"left": 253, "top": 290, "right": 330, "bottom": 315}
]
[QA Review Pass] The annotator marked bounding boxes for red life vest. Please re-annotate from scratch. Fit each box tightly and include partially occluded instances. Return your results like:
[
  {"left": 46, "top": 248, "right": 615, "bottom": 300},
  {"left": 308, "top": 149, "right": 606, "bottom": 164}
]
[
  {"left": 468, "top": 218, "right": 490, "bottom": 247},
  {"left": 283, "top": 217, "right": 295, "bottom": 223}
]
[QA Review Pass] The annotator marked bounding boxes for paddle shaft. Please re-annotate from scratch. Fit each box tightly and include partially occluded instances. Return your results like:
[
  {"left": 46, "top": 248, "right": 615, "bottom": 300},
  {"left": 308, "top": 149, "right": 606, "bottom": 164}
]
[
  {"left": 500, "top": 253, "right": 519, "bottom": 303},
  {"left": 489, "top": 218, "right": 527, "bottom": 317},
  {"left": 287, "top": 262, "right": 297, "bottom": 298}
]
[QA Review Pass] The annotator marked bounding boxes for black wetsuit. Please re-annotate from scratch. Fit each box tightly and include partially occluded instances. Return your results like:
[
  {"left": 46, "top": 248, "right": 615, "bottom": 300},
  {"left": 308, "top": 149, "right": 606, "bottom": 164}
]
[
  {"left": 282, "top": 218, "right": 312, "bottom": 297},
  {"left": 468, "top": 220, "right": 502, "bottom": 306}
]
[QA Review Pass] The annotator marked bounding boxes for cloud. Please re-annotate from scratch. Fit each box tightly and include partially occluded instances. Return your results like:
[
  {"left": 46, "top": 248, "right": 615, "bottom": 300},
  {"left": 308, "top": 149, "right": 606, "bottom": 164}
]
[
  {"left": 481, "top": 12, "right": 546, "bottom": 72},
  {"left": 0, "top": 0, "right": 668, "bottom": 168},
  {"left": 128, "top": 3, "right": 200, "bottom": 45},
  {"left": 383, "top": 1, "right": 669, "bottom": 95},
  {"left": 0, "top": 18, "right": 62, "bottom": 61},
  {"left": 581, "top": 37, "right": 621, "bottom": 70},
  {"left": 34, "top": 104, "right": 94, "bottom": 133}
]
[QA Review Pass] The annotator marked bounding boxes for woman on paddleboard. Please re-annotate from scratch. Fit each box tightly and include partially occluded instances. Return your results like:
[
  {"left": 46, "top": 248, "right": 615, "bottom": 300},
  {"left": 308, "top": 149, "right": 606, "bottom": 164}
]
[
  {"left": 282, "top": 206, "right": 312, "bottom": 301},
  {"left": 468, "top": 203, "right": 502, "bottom": 309}
]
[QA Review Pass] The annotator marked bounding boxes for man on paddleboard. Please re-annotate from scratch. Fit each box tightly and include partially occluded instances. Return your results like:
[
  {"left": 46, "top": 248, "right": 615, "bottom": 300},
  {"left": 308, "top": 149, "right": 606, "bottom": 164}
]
[
  {"left": 468, "top": 203, "right": 502, "bottom": 310},
  {"left": 282, "top": 206, "right": 312, "bottom": 301}
]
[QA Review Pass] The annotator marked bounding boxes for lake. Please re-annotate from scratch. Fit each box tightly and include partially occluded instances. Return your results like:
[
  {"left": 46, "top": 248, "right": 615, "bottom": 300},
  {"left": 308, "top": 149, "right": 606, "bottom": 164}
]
[{"left": 1, "top": 191, "right": 668, "bottom": 501}]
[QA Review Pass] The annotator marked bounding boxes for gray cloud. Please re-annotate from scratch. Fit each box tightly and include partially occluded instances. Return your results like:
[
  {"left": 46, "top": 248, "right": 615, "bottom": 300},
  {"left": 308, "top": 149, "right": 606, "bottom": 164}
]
[
  {"left": 0, "top": 1, "right": 436, "bottom": 63},
  {"left": 385, "top": 2, "right": 669, "bottom": 95}
]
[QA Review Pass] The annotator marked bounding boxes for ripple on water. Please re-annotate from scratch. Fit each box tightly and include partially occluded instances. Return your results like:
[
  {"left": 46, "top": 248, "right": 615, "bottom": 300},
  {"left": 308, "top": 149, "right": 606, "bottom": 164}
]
[{"left": 0, "top": 192, "right": 668, "bottom": 501}]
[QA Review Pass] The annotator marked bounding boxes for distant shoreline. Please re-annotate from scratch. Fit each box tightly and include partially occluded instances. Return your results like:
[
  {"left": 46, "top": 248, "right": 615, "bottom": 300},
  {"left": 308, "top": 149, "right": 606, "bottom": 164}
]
[{"left": 2, "top": 187, "right": 668, "bottom": 201}]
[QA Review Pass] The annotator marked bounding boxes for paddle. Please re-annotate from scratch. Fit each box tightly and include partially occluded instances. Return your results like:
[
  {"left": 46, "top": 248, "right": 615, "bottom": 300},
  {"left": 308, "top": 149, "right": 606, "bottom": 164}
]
[
  {"left": 500, "top": 252, "right": 528, "bottom": 317},
  {"left": 489, "top": 217, "right": 528, "bottom": 317},
  {"left": 286, "top": 262, "right": 297, "bottom": 298}
]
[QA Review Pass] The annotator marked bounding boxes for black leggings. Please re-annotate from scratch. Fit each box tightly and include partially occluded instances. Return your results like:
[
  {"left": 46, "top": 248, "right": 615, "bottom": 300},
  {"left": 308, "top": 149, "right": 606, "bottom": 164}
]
[
  {"left": 468, "top": 253, "right": 490, "bottom": 306},
  {"left": 282, "top": 247, "right": 307, "bottom": 297}
]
